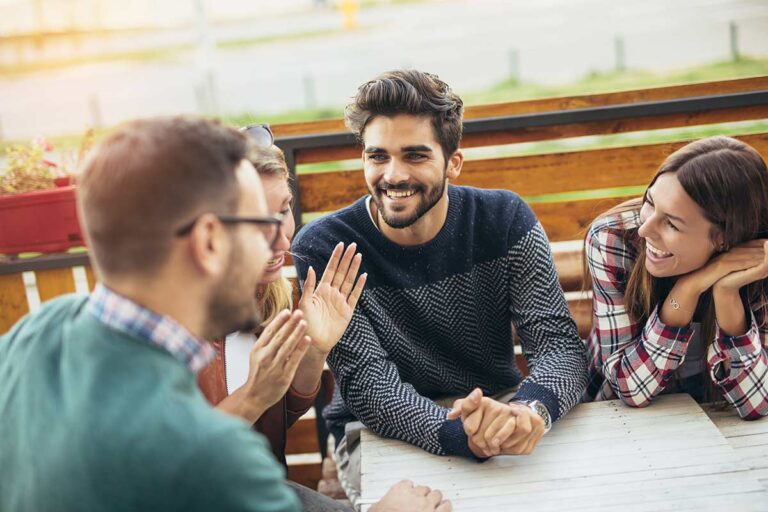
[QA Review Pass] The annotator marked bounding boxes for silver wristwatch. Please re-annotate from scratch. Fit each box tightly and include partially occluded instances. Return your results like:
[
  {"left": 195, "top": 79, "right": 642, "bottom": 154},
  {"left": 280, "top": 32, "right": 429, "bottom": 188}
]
[{"left": 511, "top": 399, "right": 552, "bottom": 433}]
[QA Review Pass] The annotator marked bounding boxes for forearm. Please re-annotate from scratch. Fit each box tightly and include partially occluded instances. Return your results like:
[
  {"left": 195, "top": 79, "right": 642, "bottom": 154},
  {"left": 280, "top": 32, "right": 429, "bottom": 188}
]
[
  {"left": 216, "top": 386, "right": 270, "bottom": 424},
  {"left": 659, "top": 276, "right": 702, "bottom": 327},
  {"left": 713, "top": 286, "right": 748, "bottom": 336},
  {"left": 291, "top": 346, "right": 326, "bottom": 396}
]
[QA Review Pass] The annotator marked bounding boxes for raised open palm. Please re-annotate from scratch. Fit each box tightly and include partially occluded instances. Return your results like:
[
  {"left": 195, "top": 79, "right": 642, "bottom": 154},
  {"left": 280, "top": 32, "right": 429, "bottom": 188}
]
[{"left": 298, "top": 242, "right": 367, "bottom": 354}]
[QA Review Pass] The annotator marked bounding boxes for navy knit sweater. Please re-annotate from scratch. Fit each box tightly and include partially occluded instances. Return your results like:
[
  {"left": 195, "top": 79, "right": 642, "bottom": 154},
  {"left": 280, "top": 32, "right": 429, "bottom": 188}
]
[{"left": 292, "top": 185, "right": 587, "bottom": 458}]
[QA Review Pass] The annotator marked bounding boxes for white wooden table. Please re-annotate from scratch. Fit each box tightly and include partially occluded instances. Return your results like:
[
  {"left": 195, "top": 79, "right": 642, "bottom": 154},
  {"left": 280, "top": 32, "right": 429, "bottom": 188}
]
[{"left": 360, "top": 394, "right": 768, "bottom": 511}]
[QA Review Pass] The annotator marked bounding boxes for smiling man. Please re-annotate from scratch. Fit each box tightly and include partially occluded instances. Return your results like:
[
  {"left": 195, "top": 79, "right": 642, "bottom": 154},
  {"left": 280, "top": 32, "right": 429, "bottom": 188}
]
[{"left": 292, "top": 69, "right": 587, "bottom": 504}]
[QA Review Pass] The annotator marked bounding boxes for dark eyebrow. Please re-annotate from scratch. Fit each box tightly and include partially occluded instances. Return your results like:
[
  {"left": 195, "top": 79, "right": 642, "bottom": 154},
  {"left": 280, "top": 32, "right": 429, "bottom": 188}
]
[
  {"left": 402, "top": 145, "right": 432, "bottom": 153},
  {"left": 364, "top": 147, "right": 387, "bottom": 154},
  {"left": 647, "top": 190, "right": 687, "bottom": 225}
]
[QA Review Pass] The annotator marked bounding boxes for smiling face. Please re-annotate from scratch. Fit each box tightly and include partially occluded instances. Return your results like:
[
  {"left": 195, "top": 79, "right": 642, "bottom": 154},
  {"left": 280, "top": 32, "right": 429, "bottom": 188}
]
[
  {"left": 637, "top": 172, "right": 721, "bottom": 278},
  {"left": 258, "top": 173, "right": 295, "bottom": 284},
  {"left": 362, "top": 114, "right": 461, "bottom": 237}
]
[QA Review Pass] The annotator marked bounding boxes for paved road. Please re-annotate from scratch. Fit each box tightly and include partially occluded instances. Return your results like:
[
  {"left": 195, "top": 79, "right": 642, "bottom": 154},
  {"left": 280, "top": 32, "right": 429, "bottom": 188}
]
[{"left": 1, "top": 0, "right": 767, "bottom": 140}]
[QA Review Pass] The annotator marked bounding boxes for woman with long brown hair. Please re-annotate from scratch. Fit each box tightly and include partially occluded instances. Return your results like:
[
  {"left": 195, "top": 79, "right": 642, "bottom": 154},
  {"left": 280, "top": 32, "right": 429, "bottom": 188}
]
[{"left": 584, "top": 136, "right": 768, "bottom": 418}]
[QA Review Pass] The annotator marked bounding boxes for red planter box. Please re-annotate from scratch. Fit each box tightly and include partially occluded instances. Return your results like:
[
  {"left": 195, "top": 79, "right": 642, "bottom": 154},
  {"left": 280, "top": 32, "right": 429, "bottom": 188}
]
[{"left": 0, "top": 185, "right": 83, "bottom": 255}]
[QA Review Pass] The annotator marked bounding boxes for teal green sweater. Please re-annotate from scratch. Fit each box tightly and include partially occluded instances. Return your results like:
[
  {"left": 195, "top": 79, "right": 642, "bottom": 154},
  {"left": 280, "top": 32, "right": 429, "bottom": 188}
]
[{"left": 0, "top": 295, "right": 300, "bottom": 512}]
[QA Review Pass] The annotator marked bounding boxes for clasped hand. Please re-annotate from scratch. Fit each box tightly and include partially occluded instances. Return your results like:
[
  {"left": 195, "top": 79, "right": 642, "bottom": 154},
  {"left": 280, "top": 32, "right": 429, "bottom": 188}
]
[{"left": 447, "top": 388, "right": 545, "bottom": 458}]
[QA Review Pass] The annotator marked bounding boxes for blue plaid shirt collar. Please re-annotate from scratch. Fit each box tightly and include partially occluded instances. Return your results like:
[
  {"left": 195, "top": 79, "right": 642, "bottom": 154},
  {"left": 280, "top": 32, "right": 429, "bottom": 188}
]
[{"left": 86, "top": 283, "right": 214, "bottom": 373}]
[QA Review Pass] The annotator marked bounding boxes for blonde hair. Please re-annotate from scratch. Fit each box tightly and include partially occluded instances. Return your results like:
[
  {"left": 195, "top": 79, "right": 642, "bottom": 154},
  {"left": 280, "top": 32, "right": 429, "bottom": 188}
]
[{"left": 247, "top": 144, "right": 295, "bottom": 328}]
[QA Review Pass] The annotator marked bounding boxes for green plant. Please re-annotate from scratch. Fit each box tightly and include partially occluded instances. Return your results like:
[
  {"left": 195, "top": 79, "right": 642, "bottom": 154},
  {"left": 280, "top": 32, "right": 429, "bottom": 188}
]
[{"left": 0, "top": 138, "right": 61, "bottom": 194}]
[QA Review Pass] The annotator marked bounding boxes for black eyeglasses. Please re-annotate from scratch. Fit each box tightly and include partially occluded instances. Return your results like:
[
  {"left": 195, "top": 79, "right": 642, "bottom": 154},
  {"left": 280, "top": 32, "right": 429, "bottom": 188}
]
[
  {"left": 241, "top": 123, "right": 274, "bottom": 149},
  {"left": 176, "top": 213, "right": 285, "bottom": 247}
]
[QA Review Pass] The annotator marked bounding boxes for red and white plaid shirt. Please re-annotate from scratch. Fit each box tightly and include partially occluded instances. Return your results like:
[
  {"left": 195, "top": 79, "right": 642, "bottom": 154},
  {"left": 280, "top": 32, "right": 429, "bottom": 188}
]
[{"left": 585, "top": 209, "right": 768, "bottom": 419}]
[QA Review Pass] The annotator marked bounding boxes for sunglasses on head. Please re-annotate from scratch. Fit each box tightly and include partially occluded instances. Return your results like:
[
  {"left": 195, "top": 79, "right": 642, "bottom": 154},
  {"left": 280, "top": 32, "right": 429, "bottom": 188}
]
[{"left": 241, "top": 123, "right": 274, "bottom": 149}]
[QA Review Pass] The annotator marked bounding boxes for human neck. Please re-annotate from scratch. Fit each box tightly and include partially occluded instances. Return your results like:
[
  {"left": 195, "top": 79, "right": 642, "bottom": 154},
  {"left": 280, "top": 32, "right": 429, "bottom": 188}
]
[
  {"left": 371, "top": 192, "right": 449, "bottom": 247},
  {"left": 101, "top": 274, "right": 208, "bottom": 339}
]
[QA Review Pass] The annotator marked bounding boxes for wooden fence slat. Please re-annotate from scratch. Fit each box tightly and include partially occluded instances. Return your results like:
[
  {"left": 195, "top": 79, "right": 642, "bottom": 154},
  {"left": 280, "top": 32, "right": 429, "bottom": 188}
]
[
  {"left": 0, "top": 273, "right": 30, "bottom": 335},
  {"left": 286, "top": 417, "right": 321, "bottom": 456},
  {"left": 298, "top": 133, "right": 768, "bottom": 212},
  {"left": 287, "top": 462, "right": 322, "bottom": 490},
  {"left": 84, "top": 265, "right": 98, "bottom": 291},
  {"left": 294, "top": 105, "right": 768, "bottom": 165},
  {"left": 274, "top": 77, "right": 768, "bottom": 140},
  {"left": 532, "top": 195, "right": 635, "bottom": 242},
  {"left": 35, "top": 268, "right": 76, "bottom": 303}
]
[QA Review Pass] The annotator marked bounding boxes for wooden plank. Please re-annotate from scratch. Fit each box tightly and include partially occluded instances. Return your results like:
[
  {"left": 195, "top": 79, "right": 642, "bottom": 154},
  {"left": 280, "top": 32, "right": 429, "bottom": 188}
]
[
  {"left": 35, "top": 268, "right": 76, "bottom": 303},
  {"left": 286, "top": 416, "right": 321, "bottom": 456},
  {"left": 273, "top": 77, "right": 768, "bottom": 139},
  {"left": 286, "top": 461, "right": 322, "bottom": 490},
  {"left": 294, "top": 104, "right": 768, "bottom": 164},
  {"left": 298, "top": 133, "right": 768, "bottom": 213},
  {"left": 0, "top": 272, "right": 29, "bottom": 335},
  {"left": 360, "top": 394, "right": 767, "bottom": 512},
  {"left": 84, "top": 265, "right": 98, "bottom": 291},
  {"left": 532, "top": 195, "right": 634, "bottom": 242},
  {"left": 554, "top": 246, "right": 584, "bottom": 292}
]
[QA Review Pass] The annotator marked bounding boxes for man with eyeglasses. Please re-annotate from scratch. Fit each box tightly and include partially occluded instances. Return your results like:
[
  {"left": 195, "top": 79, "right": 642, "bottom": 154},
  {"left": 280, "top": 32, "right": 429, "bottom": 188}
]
[{"left": 0, "top": 116, "right": 450, "bottom": 512}]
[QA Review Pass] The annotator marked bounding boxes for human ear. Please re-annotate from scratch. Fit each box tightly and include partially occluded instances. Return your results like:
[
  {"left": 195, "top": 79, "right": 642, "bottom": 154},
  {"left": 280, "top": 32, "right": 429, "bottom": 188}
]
[
  {"left": 446, "top": 149, "right": 464, "bottom": 180},
  {"left": 187, "top": 213, "right": 229, "bottom": 277}
]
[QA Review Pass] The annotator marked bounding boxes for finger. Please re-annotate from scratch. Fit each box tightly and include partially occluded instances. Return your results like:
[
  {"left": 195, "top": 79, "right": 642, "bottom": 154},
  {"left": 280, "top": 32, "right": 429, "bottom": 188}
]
[
  {"left": 340, "top": 252, "right": 363, "bottom": 297},
  {"left": 463, "top": 407, "right": 484, "bottom": 438},
  {"left": 347, "top": 273, "right": 367, "bottom": 309},
  {"left": 255, "top": 309, "right": 292, "bottom": 353},
  {"left": 436, "top": 500, "right": 453, "bottom": 512},
  {"left": 491, "top": 416, "right": 518, "bottom": 451},
  {"left": 299, "top": 266, "right": 316, "bottom": 305},
  {"left": 447, "top": 397, "right": 464, "bottom": 420},
  {"left": 331, "top": 243, "right": 357, "bottom": 290},
  {"left": 319, "top": 242, "right": 344, "bottom": 286},
  {"left": 460, "top": 388, "right": 484, "bottom": 421},
  {"left": 484, "top": 414, "right": 516, "bottom": 454},
  {"left": 426, "top": 489, "right": 444, "bottom": 507},
  {"left": 277, "top": 321, "right": 308, "bottom": 368},
  {"left": 503, "top": 407, "right": 533, "bottom": 451},
  {"left": 273, "top": 312, "right": 306, "bottom": 361},
  {"left": 283, "top": 335, "right": 311, "bottom": 376},
  {"left": 413, "top": 485, "right": 431, "bottom": 497}
]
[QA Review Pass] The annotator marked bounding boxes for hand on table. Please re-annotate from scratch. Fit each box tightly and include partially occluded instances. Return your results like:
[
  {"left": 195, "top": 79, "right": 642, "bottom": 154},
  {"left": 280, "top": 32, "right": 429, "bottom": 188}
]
[
  {"left": 447, "top": 388, "right": 545, "bottom": 457},
  {"left": 370, "top": 480, "right": 452, "bottom": 512}
]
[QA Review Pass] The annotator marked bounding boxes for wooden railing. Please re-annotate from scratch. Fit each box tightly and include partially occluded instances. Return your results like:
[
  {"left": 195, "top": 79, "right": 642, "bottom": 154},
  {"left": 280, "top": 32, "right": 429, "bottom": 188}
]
[{"left": 2, "top": 76, "right": 767, "bottom": 489}]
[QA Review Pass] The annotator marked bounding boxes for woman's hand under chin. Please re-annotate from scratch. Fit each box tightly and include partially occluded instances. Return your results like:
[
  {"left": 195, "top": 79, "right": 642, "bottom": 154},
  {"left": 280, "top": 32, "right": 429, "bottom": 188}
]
[
  {"left": 298, "top": 241, "right": 367, "bottom": 355},
  {"left": 712, "top": 240, "right": 768, "bottom": 293},
  {"left": 679, "top": 239, "right": 768, "bottom": 295}
]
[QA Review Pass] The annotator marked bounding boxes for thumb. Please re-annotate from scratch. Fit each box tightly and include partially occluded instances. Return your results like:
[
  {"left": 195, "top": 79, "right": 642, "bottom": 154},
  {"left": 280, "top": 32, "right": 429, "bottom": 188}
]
[{"left": 299, "top": 266, "right": 316, "bottom": 305}]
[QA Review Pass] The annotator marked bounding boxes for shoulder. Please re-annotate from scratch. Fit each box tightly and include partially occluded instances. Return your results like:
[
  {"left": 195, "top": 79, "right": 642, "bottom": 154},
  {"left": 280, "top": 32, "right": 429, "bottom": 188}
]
[
  {"left": 292, "top": 197, "right": 367, "bottom": 256},
  {"left": 452, "top": 185, "right": 535, "bottom": 235},
  {"left": 586, "top": 208, "right": 640, "bottom": 251}
]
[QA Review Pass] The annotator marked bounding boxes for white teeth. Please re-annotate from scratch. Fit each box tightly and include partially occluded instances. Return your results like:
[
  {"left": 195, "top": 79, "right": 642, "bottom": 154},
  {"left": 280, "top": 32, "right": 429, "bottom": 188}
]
[
  {"left": 646, "top": 241, "right": 672, "bottom": 258},
  {"left": 385, "top": 189, "right": 415, "bottom": 198}
]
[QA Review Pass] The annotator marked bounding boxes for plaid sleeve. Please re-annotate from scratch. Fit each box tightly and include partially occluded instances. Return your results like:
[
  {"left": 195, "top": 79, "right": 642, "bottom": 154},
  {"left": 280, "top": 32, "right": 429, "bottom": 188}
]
[
  {"left": 708, "top": 312, "right": 768, "bottom": 420},
  {"left": 586, "top": 220, "right": 694, "bottom": 406}
]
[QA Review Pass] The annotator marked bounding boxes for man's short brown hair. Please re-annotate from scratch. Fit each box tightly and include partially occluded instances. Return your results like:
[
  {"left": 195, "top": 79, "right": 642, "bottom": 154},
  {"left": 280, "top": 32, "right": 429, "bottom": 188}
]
[
  {"left": 344, "top": 69, "right": 464, "bottom": 159},
  {"left": 78, "top": 116, "right": 252, "bottom": 278}
]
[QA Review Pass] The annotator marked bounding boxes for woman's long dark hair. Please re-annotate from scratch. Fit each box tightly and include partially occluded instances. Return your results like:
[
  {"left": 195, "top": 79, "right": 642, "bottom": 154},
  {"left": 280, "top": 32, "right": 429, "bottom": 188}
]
[{"left": 589, "top": 136, "right": 768, "bottom": 397}]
